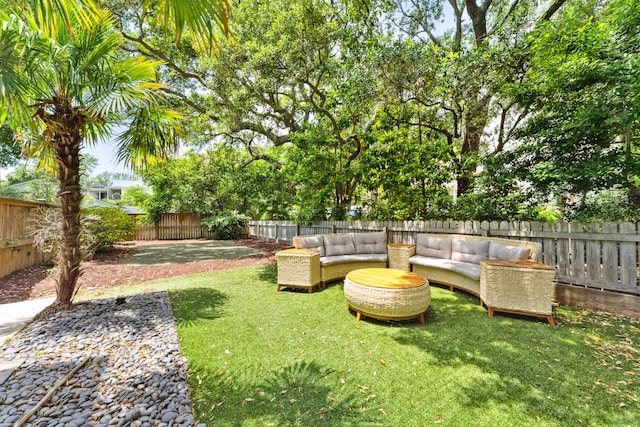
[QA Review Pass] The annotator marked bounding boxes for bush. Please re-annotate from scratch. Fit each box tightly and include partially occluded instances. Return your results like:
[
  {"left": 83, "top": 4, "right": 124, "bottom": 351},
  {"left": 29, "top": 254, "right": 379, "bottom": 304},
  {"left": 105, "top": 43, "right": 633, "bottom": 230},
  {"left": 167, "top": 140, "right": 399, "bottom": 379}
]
[
  {"left": 27, "top": 206, "right": 98, "bottom": 263},
  {"left": 202, "top": 212, "right": 249, "bottom": 240},
  {"left": 84, "top": 207, "right": 136, "bottom": 250}
]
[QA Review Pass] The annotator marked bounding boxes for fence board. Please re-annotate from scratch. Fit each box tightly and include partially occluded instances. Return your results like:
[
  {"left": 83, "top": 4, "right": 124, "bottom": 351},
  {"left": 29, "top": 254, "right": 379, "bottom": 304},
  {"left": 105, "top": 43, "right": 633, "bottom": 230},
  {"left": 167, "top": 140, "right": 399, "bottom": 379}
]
[
  {"left": 571, "top": 223, "right": 586, "bottom": 280},
  {"left": 586, "top": 223, "right": 602, "bottom": 282},
  {"left": 0, "top": 197, "right": 49, "bottom": 278},
  {"left": 541, "top": 222, "right": 556, "bottom": 267},
  {"left": 602, "top": 222, "right": 619, "bottom": 284},
  {"left": 132, "top": 213, "right": 213, "bottom": 240},
  {"left": 620, "top": 222, "right": 637, "bottom": 289}
]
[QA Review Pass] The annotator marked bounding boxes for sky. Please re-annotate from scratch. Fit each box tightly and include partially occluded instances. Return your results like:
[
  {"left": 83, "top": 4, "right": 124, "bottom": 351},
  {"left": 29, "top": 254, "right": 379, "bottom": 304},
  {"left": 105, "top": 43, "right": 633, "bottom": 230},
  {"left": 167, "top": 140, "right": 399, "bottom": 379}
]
[{"left": 86, "top": 139, "right": 129, "bottom": 175}]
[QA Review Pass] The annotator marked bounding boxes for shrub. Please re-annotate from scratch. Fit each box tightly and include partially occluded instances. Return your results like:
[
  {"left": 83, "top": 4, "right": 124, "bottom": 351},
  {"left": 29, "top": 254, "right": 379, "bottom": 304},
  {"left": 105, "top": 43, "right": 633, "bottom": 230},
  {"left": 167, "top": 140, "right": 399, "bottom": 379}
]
[
  {"left": 202, "top": 212, "right": 249, "bottom": 240},
  {"left": 84, "top": 207, "right": 136, "bottom": 249},
  {"left": 27, "top": 206, "right": 98, "bottom": 263}
]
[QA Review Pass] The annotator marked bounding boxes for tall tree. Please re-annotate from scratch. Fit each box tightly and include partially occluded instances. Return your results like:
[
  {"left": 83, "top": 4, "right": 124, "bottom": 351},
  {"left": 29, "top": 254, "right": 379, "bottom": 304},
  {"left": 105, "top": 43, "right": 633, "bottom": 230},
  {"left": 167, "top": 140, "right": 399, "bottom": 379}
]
[
  {"left": 0, "top": 0, "right": 230, "bottom": 305},
  {"left": 385, "top": 0, "right": 570, "bottom": 196},
  {"left": 108, "top": 0, "right": 385, "bottom": 220}
]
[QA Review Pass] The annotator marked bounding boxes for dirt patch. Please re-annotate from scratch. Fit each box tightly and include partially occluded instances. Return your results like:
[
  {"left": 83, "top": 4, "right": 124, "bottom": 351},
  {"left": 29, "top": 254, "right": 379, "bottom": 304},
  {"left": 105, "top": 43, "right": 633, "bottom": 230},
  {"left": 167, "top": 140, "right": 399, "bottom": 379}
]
[
  {"left": 0, "top": 239, "right": 292, "bottom": 305},
  {"left": 124, "top": 241, "right": 261, "bottom": 265}
]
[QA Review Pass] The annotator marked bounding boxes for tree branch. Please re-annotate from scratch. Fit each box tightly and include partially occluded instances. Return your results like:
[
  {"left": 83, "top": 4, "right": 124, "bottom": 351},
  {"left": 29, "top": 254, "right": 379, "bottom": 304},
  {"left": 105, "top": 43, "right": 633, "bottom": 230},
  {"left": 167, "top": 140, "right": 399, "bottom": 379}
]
[
  {"left": 121, "top": 33, "right": 209, "bottom": 88},
  {"left": 540, "top": 0, "right": 568, "bottom": 22},
  {"left": 487, "top": 0, "right": 523, "bottom": 39},
  {"left": 230, "top": 120, "right": 291, "bottom": 146}
]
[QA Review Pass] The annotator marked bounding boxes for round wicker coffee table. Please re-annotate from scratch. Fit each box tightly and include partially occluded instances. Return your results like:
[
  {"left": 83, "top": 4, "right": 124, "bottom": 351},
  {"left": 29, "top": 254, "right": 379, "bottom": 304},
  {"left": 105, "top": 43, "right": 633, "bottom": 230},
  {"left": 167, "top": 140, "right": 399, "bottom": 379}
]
[{"left": 344, "top": 268, "right": 430, "bottom": 324}]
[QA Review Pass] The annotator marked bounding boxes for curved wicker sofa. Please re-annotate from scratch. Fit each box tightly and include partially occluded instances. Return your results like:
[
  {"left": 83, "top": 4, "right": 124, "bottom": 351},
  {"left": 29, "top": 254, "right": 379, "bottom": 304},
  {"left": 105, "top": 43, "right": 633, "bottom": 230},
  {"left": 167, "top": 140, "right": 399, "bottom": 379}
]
[
  {"left": 409, "top": 233, "right": 542, "bottom": 298},
  {"left": 292, "top": 232, "right": 388, "bottom": 286}
]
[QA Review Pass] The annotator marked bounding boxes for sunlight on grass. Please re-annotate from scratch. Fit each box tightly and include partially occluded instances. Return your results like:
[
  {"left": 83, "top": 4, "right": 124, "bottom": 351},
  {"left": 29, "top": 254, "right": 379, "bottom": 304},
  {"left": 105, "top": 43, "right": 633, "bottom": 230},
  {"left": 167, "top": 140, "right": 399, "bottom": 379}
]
[{"left": 79, "top": 264, "right": 640, "bottom": 426}]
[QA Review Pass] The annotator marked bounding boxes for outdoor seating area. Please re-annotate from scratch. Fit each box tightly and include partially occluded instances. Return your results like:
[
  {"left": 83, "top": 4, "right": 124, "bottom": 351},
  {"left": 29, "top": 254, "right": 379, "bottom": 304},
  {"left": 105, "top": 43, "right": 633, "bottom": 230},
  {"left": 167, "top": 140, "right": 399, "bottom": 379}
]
[
  {"left": 277, "top": 231, "right": 556, "bottom": 325},
  {"left": 1, "top": 239, "right": 638, "bottom": 426}
]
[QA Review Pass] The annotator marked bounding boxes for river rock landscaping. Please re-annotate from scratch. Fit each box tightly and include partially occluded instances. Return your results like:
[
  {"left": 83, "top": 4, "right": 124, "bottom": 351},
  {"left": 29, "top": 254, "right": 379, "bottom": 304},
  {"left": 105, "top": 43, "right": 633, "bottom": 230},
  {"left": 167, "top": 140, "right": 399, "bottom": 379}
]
[{"left": 0, "top": 292, "right": 199, "bottom": 427}]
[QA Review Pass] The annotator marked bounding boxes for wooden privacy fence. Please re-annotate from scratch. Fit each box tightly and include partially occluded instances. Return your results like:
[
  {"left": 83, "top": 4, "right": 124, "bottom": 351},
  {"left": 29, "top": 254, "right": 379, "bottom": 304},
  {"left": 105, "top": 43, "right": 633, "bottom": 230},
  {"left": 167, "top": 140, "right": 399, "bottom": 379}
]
[
  {"left": 248, "top": 220, "right": 640, "bottom": 297},
  {"left": 130, "top": 213, "right": 213, "bottom": 240},
  {"left": 0, "top": 197, "right": 49, "bottom": 279}
]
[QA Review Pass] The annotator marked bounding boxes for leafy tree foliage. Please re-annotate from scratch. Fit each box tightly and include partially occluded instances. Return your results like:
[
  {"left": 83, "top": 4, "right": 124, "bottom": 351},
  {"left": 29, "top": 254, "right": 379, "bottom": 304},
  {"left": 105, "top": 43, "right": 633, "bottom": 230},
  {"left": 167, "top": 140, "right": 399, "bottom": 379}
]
[
  {"left": 119, "top": 185, "right": 151, "bottom": 207},
  {"left": 383, "top": 0, "right": 569, "bottom": 197},
  {"left": 0, "top": 123, "right": 22, "bottom": 170},
  {"left": 81, "top": 0, "right": 638, "bottom": 224},
  {"left": 84, "top": 207, "right": 136, "bottom": 249},
  {"left": 140, "top": 147, "right": 291, "bottom": 222},
  {"left": 110, "top": 0, "right": 386, "bottom": 220},
  {"left": 490, "top": 0, "right": 640, "bottom": 220}
]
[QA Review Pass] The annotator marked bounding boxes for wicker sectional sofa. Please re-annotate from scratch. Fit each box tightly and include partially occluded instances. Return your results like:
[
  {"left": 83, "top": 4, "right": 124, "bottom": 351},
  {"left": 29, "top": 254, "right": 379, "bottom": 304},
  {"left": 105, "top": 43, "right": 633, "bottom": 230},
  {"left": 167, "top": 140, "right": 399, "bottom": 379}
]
[
  {"left": 292, "top": 231, "right": 388, "bottom": 286},
  {"left": 409, "top": 233, "right": 542, "bottom": 298}
]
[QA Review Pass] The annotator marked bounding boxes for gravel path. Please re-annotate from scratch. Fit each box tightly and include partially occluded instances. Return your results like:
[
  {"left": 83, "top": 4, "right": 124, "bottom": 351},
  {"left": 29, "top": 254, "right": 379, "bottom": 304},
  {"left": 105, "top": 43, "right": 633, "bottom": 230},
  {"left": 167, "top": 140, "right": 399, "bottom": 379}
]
[{"left": 0, "top": 292, "right": 201, "bottom": 427}]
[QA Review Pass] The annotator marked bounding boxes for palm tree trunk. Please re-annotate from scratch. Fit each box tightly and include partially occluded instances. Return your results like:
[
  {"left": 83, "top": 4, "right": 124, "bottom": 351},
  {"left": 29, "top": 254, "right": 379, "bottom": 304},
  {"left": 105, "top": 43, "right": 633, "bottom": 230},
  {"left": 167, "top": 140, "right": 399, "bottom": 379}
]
[{"left": 53, "top": 123, "right": 84, "bottom": 304}]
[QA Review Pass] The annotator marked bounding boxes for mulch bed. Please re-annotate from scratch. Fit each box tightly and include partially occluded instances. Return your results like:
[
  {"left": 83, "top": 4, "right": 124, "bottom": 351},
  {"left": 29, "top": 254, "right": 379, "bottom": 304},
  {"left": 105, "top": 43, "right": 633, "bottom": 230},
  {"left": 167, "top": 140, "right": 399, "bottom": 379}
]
[{"left": 0, "top": 239, "right": 292, "bottom": 305}]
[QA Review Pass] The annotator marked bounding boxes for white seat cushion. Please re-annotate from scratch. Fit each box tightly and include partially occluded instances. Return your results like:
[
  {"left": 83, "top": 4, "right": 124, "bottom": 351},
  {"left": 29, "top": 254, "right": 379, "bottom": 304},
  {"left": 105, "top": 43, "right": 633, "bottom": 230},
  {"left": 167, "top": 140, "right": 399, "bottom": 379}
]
[
  {"left": 293, "top": 235, "right": 325, "bottom": 257},
  {"left": 451, "top": 239, "right": 490, "bottom": 264},
  {"left": 489, "top": 241, "right": 530, "bottom": 260},
  {"left": 410, "top": 255, "right": 480, "bottom": 280}
]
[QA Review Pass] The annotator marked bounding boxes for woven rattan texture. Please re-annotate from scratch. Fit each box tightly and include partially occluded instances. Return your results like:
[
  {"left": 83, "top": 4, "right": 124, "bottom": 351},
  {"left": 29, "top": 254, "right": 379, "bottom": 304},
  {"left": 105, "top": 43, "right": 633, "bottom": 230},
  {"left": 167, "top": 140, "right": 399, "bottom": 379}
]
[
  {"left": 344, "top": 276, "right": 431, "bottom": 318},
  {"left": 411, "top": 264, "right": 482, "bottom": 296},
  {"left": 321, "top": 261, "right": 387, "bottom": 284},
  {"left": 388, "top": 245, "right": 416, "bottom": 271},
  {"left": 480, "top": 262, "right": 555, "bottom": 315},
  {"left": 276, "top": 251, "right": 321, "bottom": 286}
]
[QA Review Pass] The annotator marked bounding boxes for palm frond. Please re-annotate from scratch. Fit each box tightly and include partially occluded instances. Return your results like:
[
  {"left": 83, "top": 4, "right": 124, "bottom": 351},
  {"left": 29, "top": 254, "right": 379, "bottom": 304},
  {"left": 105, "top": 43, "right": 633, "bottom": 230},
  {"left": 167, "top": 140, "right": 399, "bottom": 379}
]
[
  {"left": 86, "top": 57, "right": 167, "bottom": 117},
  {"left": 9, "top": 0, "right": 104, "bottom": 39},
  {"left": 143, "top": 0, "right": 232, "bottom": 51},
  {"left": 115, "top": 106, "right": 184, "bottom": 170}
]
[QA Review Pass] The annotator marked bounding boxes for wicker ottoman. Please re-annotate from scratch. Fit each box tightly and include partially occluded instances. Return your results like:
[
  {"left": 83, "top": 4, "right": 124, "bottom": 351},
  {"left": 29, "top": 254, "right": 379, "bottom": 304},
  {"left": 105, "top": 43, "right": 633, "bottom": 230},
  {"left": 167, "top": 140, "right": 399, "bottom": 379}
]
[
  {"left": 480, "top": 259, "right": 556, "bottom": 326},
  {"left": 344, "top": 268, "right": 430, "bottom": 324},
  {"left": 387, "top": 243, "right": 416, "bottom": 271},
  {"left": 276, "top": 249, "right": 321, "bottom": 293}
]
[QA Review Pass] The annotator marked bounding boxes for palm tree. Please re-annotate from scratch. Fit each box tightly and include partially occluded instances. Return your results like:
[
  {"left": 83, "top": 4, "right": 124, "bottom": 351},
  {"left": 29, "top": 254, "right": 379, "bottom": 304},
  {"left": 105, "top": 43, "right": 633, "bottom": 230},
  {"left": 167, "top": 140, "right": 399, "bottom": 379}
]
[{"left": 0, "top": 0, "right": 230, "bottom": 305}]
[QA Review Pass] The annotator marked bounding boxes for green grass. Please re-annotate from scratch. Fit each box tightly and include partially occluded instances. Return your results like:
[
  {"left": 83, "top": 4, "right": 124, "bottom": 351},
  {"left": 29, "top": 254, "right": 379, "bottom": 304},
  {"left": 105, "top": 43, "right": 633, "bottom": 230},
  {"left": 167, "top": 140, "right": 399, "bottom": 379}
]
[{"left": 81, "top": 264, "right": 640, "bottom": 426}]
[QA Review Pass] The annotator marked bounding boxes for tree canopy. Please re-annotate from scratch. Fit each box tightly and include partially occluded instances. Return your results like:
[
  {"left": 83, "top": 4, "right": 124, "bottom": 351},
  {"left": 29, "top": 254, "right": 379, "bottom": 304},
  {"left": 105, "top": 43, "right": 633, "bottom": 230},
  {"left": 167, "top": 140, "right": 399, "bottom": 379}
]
[{"left": 133, "top": 0, "right": 639, "bottom": 223}]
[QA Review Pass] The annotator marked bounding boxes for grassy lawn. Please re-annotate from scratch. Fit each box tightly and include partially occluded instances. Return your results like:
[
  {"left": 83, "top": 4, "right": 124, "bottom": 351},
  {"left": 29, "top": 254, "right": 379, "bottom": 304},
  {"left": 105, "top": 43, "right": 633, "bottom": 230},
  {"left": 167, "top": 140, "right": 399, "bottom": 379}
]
[{"left": 83, "top": 264, "right": 640, "bottom": 426}]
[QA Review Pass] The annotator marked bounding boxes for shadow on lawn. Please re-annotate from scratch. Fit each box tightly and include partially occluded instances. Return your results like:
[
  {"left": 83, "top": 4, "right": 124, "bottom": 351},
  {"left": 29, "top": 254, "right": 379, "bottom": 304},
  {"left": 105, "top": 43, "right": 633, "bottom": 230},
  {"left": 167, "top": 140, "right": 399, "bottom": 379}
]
[
  {"left": 191, "top": 360, "right": 382, "bottom": 426},
  {"left": 170, "top": 287, "right": 227, "bottom": 328},
  {"left": 391, "top": 289, "right": 619, "bottom": 424},
  {"left": 258, "top": 262, "right": 278, "bottom": 284}
]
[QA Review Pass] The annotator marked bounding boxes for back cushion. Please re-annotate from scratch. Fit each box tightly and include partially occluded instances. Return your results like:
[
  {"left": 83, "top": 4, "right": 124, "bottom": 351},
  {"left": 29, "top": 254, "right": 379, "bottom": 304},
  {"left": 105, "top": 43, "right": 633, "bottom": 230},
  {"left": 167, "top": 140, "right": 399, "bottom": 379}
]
[
  {"left": 489, "top": 241, "right": 530, "bottom": 260},
  {"left": 415, "top": 235, "right": 453, "bottom": 259},
  {"left": 353, "top": 232, "right": 387, "bottom": 254},
  {"left": 323, "top": 234, "right": 356, "bottom": 256},
  {"left": 293, "top": 235, "right": 325, "bottom": 257},
  {"left": 451, "top": 239, "right": 490, "bottom": 264}
]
